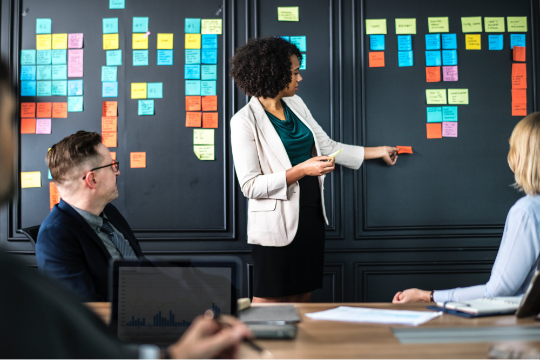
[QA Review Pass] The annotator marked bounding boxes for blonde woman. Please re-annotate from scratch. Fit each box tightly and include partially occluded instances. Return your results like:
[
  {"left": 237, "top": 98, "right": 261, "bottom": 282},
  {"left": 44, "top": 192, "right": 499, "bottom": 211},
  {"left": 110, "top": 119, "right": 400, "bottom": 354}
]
[{"left": 393, "top": 113, "right": 540, "bottom": 304}]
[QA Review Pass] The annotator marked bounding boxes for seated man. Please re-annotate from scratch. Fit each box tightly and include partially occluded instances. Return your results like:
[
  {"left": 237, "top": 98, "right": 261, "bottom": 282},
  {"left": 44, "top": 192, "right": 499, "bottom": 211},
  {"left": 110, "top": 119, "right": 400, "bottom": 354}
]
[{"left": 37, "top": 131, "right": 144, "bottom": 301}]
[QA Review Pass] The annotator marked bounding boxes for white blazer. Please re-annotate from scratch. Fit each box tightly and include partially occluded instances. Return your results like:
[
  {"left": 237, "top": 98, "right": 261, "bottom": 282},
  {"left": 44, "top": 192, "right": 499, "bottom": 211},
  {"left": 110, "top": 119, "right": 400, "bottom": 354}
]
[{"left": 230, "top": 95, "right": 364, "bottom": 247}]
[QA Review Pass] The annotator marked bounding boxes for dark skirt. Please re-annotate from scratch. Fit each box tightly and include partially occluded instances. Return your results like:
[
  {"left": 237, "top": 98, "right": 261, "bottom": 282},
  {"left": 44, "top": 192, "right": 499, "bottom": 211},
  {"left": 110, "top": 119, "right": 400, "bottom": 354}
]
[{"left": 251, "top": 175, "right": 326, "bottom": 297}]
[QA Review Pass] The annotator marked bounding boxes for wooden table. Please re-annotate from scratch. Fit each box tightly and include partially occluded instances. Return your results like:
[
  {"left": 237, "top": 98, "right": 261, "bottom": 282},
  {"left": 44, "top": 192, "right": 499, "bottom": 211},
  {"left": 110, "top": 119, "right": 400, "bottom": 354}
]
[{"left": 85, "top": 302, "right": 540, "bottom": 359}]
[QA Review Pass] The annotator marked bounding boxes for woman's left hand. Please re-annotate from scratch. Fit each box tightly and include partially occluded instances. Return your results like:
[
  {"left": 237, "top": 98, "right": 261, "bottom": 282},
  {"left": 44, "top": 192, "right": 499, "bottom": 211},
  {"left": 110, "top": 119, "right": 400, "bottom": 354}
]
[{"left": 381, "top": 146, "right": 398, "bottom": 165}]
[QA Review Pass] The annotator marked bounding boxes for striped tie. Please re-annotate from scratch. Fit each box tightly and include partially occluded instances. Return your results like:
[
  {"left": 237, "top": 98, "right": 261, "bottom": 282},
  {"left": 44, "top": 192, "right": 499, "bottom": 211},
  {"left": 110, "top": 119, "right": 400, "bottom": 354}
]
[{"left": 100, "top": 219, "right": 138, "bottom": 260}]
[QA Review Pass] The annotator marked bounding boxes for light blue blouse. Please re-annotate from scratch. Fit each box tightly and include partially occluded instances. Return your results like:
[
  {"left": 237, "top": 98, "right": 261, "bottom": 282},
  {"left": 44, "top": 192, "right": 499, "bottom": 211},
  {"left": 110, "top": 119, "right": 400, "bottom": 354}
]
[{"left": 434, "top": 195, "right": 540, "bottom": 303}]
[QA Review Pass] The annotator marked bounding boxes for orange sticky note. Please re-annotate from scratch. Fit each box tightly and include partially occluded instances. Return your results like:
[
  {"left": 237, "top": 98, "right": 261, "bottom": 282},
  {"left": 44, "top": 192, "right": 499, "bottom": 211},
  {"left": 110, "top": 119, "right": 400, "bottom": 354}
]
[
  {"left": 513, "top": 46, "right": 526, "bottom": 62},
  {"left": 102, "top": 117, "right": 117, "bottom": 132},
  {"left": 203, "top": 112, "right": 218, "bottom": 128},
  {"left": 426, "top": 67, "right": 441, "bottom": 82},
  {"left": 21, "top": 103, "right": 36, "bottom": 118},
  {"left": 103, "top": 101, "right": 117, "bottom": 117},
  {"left": 426, "top": 123, "right": 442, "bottom": 139},
  {"left": 186, "top": 96, "right": 202, "bottom": 111},
  {"left": 130, "top": 152, "right": 146, "bottom": 168},
  {"left": 21, "top": 118, "right": 36, "bottom": 134},
  {"left": 37, "top": 102, "right": 52, "bottom": 118},
  {"left": 396, "top": 146, "right": 413, "bottom": 154},
  {"left": 186, "top": 112, "right": 202, "bottom": 127},
  {"left": 49, "top": 182, "right": 60, "bottom": 210},
  {"left": 512, "top": 103, "right": 527, "bottom": 116},
  {"left": 102, "top": 132, "right": 117, "bottom": 148},
  {"left": 110, "top": 152, "right": 116, "bottom": 160},
  {"left": 512, "top": 89, "right": 527, "bottom": 104},
  {"left": 202, "top": 96, "right": 218, "bottom": 111},
  {"left": 52, "top": 103, "right": 68, "bottom": 118},
  {"left": 369, "top": 52, "right": 385, "bottom": 67},
  {"left": 512, "top": 63, "right": 527, "bottom": 89}
]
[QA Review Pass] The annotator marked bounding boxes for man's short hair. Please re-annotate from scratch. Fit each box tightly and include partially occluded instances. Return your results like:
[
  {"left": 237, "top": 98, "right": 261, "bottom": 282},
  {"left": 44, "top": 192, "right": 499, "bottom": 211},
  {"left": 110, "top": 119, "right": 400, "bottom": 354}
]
[{"left": 46, "top": 131, "right": 103, "bottom": 185}]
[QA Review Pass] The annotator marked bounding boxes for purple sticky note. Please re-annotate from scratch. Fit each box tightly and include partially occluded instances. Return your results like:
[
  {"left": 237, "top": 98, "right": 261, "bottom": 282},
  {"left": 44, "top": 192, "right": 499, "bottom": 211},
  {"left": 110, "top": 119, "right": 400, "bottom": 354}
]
[
  {"left": 68, "top": 49, "right": 83, "bottom": 77},
  {"left": 68, "top": 33, "right": 83, "bottom": 49},
  {"left": 442, "top": 66, "right": 458, "bottom": 81},
  {"left": 36, "top": 119, "right": 51, "bottom": 134},
  {"left": 442, "top": 122, "right": 457, "bottom": 137}
]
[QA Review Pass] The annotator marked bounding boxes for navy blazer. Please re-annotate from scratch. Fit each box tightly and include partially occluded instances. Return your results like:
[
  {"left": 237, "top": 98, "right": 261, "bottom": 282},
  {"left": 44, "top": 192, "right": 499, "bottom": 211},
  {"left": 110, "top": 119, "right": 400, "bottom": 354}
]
[{"left": 36, "top": 199, "right": 144, "bottom": 302}]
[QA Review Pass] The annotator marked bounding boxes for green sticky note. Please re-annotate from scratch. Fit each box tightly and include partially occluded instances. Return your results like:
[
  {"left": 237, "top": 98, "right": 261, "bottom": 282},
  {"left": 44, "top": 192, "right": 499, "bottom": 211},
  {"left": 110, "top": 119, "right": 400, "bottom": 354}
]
[
  {"left": 194, "top": 129, "right": 214, "bottom": 145},
  {"left": 147, "top": 82, "right": 163, "bottom": 98},
  {"left": 103, "top": 18, "right": 119, "bottom": 34},
  {"left": 485, "top": 17, "right": 505, "bottom": 32},
  {"left": 37, "top": 81, "right": 52, "bottom": 96},
  {"left": 37, "top": 50, "right": 52, "bottom": 65},
  {"left": 133, "top": 50, "right": 149, "bottom": 66},
  {"left": 133, "top": 17, "right": 149, "bottom": 33},
  {"left": 186, "top": 49, "right": 201, "bottom": 64},
  {"left": 428, "top": 17, "right": 449, "bottom": 33},
  {"left": 194, "top": 145, "right": 215, "bottom": 160},
  {"left": 426, "top": 89, "right": 447, "bottom": 104},
  {"left": 366, "top": 19, "right": 387, "bottom": 34},
  {"left": 109, "top": 0, "right": 125, "bottom": 9},
  {"left": 21, "top": 50, "right": 36, "bottom": 65},
  {"left": 395, "top": 18, "right": 416, "bottom": 34},
  {"left": 106, "top": 50, "right": 122, "bottom": 66},
  {"left": 138, "top": 100, "right": 154, "bottom": 115},
  {"left": 67, "top": 96, "right": 83, "bottom": 112},
  {"left": 448, "top": 89, "right": 469, "bottom": 104},
  {"left": 36, "top": 19, "right": 52, "bottom": 34},
  {"left": 52, "top": 80, "right": 67, "bottom": 96},
  {"left": 101, "top": 66, "right": 117, "bottom": 82},
  {"left": 51, "top": 50, "right": 66, "bottom": 64},
  {"left": 201, "top": 65, "right": 217, "bottom": 80},
  {"left": 278, "top": 7, "right": 299, "bottom": 21},
  {"left": 37, "top": 65, "right": 52, "bottom": 80},
  {"left": 185, "top": 18, "right": 201, "bottom": 33},
  {"left": 461, "top": 17, "right": 482, "bottom": 33},
  {"left": 52, "top": 65, "right": 67, "bottom": 80},
  {"left": 507, "top": 17, "right": 527, "bottom": 32}
]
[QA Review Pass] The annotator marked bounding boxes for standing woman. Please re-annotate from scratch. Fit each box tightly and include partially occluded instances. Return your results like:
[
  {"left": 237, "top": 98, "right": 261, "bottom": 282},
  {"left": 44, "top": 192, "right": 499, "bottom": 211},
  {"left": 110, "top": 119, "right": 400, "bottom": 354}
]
[{"left": 230, "top": 36, "right": 398, "bottom": 303}]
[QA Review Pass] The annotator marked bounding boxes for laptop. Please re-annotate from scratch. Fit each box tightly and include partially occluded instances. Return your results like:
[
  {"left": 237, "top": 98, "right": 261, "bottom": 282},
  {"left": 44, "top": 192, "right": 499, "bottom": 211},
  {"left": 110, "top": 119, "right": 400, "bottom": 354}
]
[{"left": 109, "top": 257, "right": 240, "bottom": 345}]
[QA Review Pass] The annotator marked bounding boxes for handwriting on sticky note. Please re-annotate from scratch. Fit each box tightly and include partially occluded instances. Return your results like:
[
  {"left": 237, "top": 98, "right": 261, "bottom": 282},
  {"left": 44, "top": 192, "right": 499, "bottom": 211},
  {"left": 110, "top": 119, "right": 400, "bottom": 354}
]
[
  {"left": 186, "top": 96, "right": 201, "bottom": 111},
  {"left": 186, "top": 112, "right": 202, "bottom": 127},
  {"left": 428, "top": 17, "right": 449, "bottom": 33},
  {"left": 36, "top": 35, "right": 52, "bottom": 50},
  {"left": 396, "top": 146, "right": 413, "bottom": 154},
  {"left": 130, "top": 152, "right": 146, "bottom": 168},
  {"left": 365, "top": 19, "right": 387, "bottom": 35},
  {"left": 202, "top": 96, "right": 218, "bottom": 111},
  {"left": 102, "top": 132, "right": 117, "bottom": 148},
  {"left": 21, "top": 118, "right": 36, "bottom": 134},
  {"left": 21, "top": 171, "right": 41, "bottom": 188},
  {"left": 203, "top": 113, "right": 218, "bottom": 128},
  {"left": 426, "top": 123, "right": 442, "bottom": 139},
  {"left": 426, "top": 89, "right": 447, "bottom": 104},
  {"left": 103, "top": 101, "right": 117, "bottom": 116},
  {"left": 36, "top": 18, "right": 52, "bottom": 34},
  {"left": 507, "top": 17, "right": 527, "bottom": 32},
  {"left": 512, "top": 89, "right": 527, "bottom": 103},
  {"left": 368, "top": 52, "right": 384, "bottom": 67},
  {"left": 426, "top": 67, "right": 440, "bottom": 82},
  {"left": 395, "top": 19, "right": 416, "bottom": 34},
  {"left": 50, "top": 182, "right": 60, "bottom": 210},
  {"left": 37, "top": 102, "right": 52, "bottom": 118},
  {"left": 68, "top": 33, "right": 83, "bottom": 48},
  {"left": 52, "top": 102, "right": 67, "bottom": 118},
  {"left": 278, "top": 7, "right": 299, "bottom": 21},
  {"left": 68, "top": 49, "right": 83, "bottom": 77},
  {"left": 102, "top": 117, "right": 117, "bottom": 132},
  {"left": 201, "top": 19, "right": 222, "bottom": 35},
  {"left": 426, "top": 107, "right": 442, "bottom": 122},
  {"left": 194, "top": 129, "right": 214, "bottom": 145},
  {"left": 442, "top": 66, "right": 458, "bottom": 81},
  {"left": 104, "top": 34, "right": 119, "bottom": 50},
  {"left": 138, "top": 100, "right": 154, "bottom": 115},
  {"left": 465, "top": 34, "right": 481, "bottom": 50},
  {"left": 52, "top": 34, "right": 68, "bottom": 49},
  {"left": 132, "top": 33, "right": 148, "bottom": 50},
  {"left": 513, "top": 46, "right": 526, "bottom": 62},
  {"left": 461, "top": 17, "right": 482, "bottom": 33},
  {"left": 194, "top": 146, "right": 215, "bottom": 160},
  {"left": 512, "top": 63, "right": 527, "bottom": 89},
  {"left": 512, "top": 103, "right": 527, "bottom": 116},
  {"left": 442, "top": 122, "right": 457, "bottom": 137},
  {"left": 442, "top": 106, "right": 458, "bottom": 121},
  {"left": 21, "top": 102, "right": 36, "bottom": 118},
  {"left": 185, "top": 34, "right": 201, "bottom": 49},
  {"left": 484, "top": 17, "right": 505, "bottom": 32},
  {"left": 36, "top": 119, "right": 51, "bottom": 134},
  {"left": 131, "top": 83, "right": 147, "bottom": 99},
  {"left": 488, "top": 35, "right": 504, "bottom": 50},
  {"left": 448, "top": 89, "right": 469, "bottom": 104},
  {"left": 510, "top": 34, "right": 526, "bottom": 49}
]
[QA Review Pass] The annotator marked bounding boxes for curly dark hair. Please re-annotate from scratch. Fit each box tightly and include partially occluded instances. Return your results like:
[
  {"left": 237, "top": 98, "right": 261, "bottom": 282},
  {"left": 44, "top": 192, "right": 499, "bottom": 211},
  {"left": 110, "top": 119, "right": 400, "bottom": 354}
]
[{"left": 230, "top": 36, "right": 302, "bottom": 99}]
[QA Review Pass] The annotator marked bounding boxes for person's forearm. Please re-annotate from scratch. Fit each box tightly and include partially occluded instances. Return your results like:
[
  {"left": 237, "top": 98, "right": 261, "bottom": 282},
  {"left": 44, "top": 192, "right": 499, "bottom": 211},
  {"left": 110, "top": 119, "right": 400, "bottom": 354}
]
[
  {"left": 364, "top": 147, "right": 385, "bottom": 160},
  {"left": 286, "top": 164, "right": 306, "bottom": 186}
]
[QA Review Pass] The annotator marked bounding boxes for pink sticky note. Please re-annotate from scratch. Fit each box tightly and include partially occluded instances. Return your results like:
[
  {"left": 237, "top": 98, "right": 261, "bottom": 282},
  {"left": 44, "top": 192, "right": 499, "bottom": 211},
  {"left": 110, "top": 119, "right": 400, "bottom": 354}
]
[
  {"left": 442, "top": 122, "right": 457, "bottom": 137},
  {"left": 36, "top": 119, "right": 51, "bottom": 134},
  {"left": 442, "top": 66, "right": 458, "bottom": 81},
  {"left": 68, "top": 33, "right": 83, "bottom": 49},
  {"left": 68, "top": 49, "right": 83, "bottom": 77}
]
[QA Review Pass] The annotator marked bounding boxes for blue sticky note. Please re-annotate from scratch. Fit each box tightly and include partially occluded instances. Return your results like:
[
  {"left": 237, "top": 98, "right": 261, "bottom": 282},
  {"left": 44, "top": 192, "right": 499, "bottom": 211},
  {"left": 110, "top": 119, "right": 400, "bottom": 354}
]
[
  {"left": 186, "top": 50, "right": 200, "bottom": 64},
  {"left": 103, "top": 18, "right": 119, "bottom": 34},
  {"left": 37, "top": 50, "right": 52, "bottom": 65},
  {"left": 442, "top": 50, "right": 457, "bottom": 65},
  {"left": 425, "top": 34, "right": 441, "bottom": 50},
  {"left": 133, "top": 17, "right": 149, "bottom": 33},
  {"left": 290, "top": 36, "right": 306, "bottom": 52},
  {"left": 185, "top": 18, "right": 201, "bottom": 33},
  {"left": 157, "top": 50, "right": 173, "bottom": 65},
  {"left": 101, "top": 66, "right": 117, "bottom": 82},
  {"left": 133, "top": 50, "right": 149, "bottom": 66},
  {"left": 109, "top": 0, "right": 124, "bottom": 9},
  {"left": 138, "top": 100, "right": 154, "bottom": 115},
  {"left": 37, "top": 81, "right": 52, "bottom": 96},
  {"left": 397, "top": 35, "right": 412, "bottom": 51},
  {"left": 201, "top": 65, "right": 217, "bottom": 80},
  {"left": 51, "top": 50, "right": 67, "bottom": 65},
  {"left": 37, "top": 65, "right": 51, "bottom": 80},
  {"left": 68, "top": 80, "right": 83, "bottom": 96},
  {"left": 370, "top": 35, "right": 385, "bottom": 50},
  {"left": 398, "top": 51, "right": 413, "bottom": 67},
  {"left": 147, "top": 82, "right": 163, "bottom": 99},
  {"left": 202, "top": 49, "right": 217, "bottom": 64},
  {"left": 102, "top": 82, "right": 118, "bottom": 97},
  {"left": 21, "top": 50, "right": 36, "bottom": 65},
  {"left": 300, "top": 53, "right": 306, "bottom": 70},
  {"left": 201, "top": 81, "right": 216, "bottom": 96},
  {"left": 488, "top": 35, "right": 504, "bottom": 51},
  {"left": 426, "top": 107, "right": 442, "bottom": 122},
  {"left": 48, "top": 170, "right": 52, "bottom": 180},
  {"left": 202, "top": 34, "right": 218, "bottom": 49},
  {"left": 281, "top": 36, "right": 290, "bottom": 42},
  {"left": 106, "top": 50, "right": 122, "bottom": 66},
  {"left": 52, "top": 81, "right": 67, "bottom": 96},
  {"left": 185, "top": 65, "right": 200, "bottom": 79},
  {"left": 510, "top": 34, "right": 525, "bottom": 49},
  {"left": 36, "top": 19, "right": 52, "bottom": 34},
  {"left": 68, "top": 96, "right": 83, "bottom": 112},
  {"left": 442, "top": 106, "right": 458, "bottom": 121},
  {"left": 425, "top": 51, "right": 441, "bottom": 66},
  {"left": 21, "top": 66, "right": 36, "bottom": 81},
  {"left": 21, "top": 81, "right": 36, "bottom": 96},
  {"left": 185, "top": 80, "right": 200, "bottom": 95},
  {"left": 52, "top": 65, "right": 67, "bottom": 80},
  {"left": 441, "top": 34, "right": 457, "bottom": 50}
]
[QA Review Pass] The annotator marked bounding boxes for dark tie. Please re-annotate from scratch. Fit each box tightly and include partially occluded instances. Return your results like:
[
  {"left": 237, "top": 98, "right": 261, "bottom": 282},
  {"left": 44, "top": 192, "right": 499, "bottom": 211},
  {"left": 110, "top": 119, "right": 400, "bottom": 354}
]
[{"left": 100, "top": 218, "right": 138, "bottom": 260}]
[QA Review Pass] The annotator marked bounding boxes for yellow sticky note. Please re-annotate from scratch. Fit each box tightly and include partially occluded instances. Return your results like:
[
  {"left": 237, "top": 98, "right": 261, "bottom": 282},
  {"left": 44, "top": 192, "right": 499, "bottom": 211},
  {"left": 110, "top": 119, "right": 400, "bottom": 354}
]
[
  {"left": 507, "top": 17, "right": 527, "bottom": 32},
  {"left": 201, "top": 19, "right": 222, "bottom": 34},
  {"left": 21, "top": 171, "right": 41, "bottom": 188},
  {"left": 52, "top": 33, "right": 68, "bottom": 49},
  {"left": 185, "top": 34, "right": 201, "bottom": 49},
  {"left": 485, "top": 17, "right": 505, "bottom": 32},
  {"left": 461, "top": 17, "right": 482, "bottom": 33},
  {"left": 395, "top": 18, "right": 416, "bottom": 34},
  {"left": 131, "top": 83, "right": 147, "bottom": 99},
  {"left": 465, "top": 34, "right": 481, "bottom": 50},
  {"left": 278, "top": 7, "right": 299, "bottom": 21},
  {"left": 36, "top": 34, "right": 52, "bottom": 50},
  {"left": 157, "top": 33, "right": 173, "bottom": 49},
  {"left": 132, "top": 33, "right": 148, "bottom": 50},
  {"left": 104, "top": 34, "right": 120, "bottom": 50},
  {"left": 365, "top": 19, "right": 387, "bottom": 35},
  {"left": 428, "top": 17, "right": 449, "bottom": 33},
  {"left": 426, "top": 89, "right": 447, "bottom": 105},
  {"left": 448, "top": 89, "right": 469, "bottom": 105},
  {"left": 194, "top": 146, "right": 215, "bottom": 160},
  {"left": 194, "top": 129, "right": 214, "bottom": 145}
]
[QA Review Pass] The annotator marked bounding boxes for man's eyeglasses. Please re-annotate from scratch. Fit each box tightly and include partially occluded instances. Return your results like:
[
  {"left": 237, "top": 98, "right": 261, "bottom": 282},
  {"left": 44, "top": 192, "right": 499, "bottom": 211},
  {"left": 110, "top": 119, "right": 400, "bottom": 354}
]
[{"left": 82, "top": 160, "right": 120, "bottom": 180}]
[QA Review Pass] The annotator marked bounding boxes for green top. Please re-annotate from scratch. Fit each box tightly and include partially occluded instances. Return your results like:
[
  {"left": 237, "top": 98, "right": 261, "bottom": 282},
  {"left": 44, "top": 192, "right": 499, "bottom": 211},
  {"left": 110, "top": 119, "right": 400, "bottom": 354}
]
[{"left": 265, "top": 101, "right": 314, "bottom": 166}]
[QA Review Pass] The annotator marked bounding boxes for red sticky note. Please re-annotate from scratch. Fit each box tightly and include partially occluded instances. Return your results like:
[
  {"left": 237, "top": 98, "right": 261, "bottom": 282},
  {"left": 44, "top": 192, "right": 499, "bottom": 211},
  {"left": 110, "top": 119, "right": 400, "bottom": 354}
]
[
  {"left": 396, "top": 146, "right": 413, "bottom": 154},
  {"left": 49, "top": 182, "right": 60, "bottom": 210},
  {"left": 186, "top": 112, "right": 202, "bottom": 127},
  {"left": 202, "top": 112, "right": 218, "bottom": 128},
  {"left": 186, "top": 96, "right": 202, "bottom": 111},
  {"left": 512, "top": 103, "right": 527, "bottom": 116},
  {"left": 102, "top": 117, "right": 117, "bottom": 132},
  {"left": 426, "top": 123, "right": 442, "bottom": 139},
  {"left": 513, "top": 46, "right": 526, "bottom": 62},
  {"left": 110, "top": 152, "right": 116, "bottom": 160},
  {"left": 103, "top": 101, "right": 117, "bottom": 117},
  {"left": 512, "top": 63, "right": 527, "bottom": 89},
  {"left": 52, "top": 103, "right": 68, "bottom": 118},
  {"left": 426, "top": 67, "right": 440, "bottom": 82},
  {"left": 512, "top": 89, "right": 527, "bottom": 103},
  {"left": 21, "top": 103, "right": 36, "bottom": 118},
  {"left": 102, "top": 132, "right": 117, "bottom": 148},
  {"left": 202, "top": 96, "right": 218, "bottom": 111},
  {"left": 37, "top": 102, "right": 52, "bottom": 118},
  {"left": 130, "top": 152, "right": 146, "bottom": 168},
  {"left": 21, "top": 118, "right": 36, "bottom": 134},
  {"left": 368, "top": 52, "right": 385, "bottom": 67}
]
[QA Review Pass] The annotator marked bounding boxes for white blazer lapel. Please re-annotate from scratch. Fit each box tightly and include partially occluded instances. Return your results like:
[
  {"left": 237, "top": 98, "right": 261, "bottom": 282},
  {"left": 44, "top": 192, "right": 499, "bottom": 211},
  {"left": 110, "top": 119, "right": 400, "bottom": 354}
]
[{"left": 282, "top": 97, "right": 321, "bottom": 156}]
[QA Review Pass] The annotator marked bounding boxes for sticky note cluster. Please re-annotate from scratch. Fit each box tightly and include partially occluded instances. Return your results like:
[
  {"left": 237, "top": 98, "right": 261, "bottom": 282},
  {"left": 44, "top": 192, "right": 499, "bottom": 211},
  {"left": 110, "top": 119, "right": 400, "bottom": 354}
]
[
  {"left": 425, "top": 89, "right": 467, "bottom": 139},
  {"left": 131, "top": 82, "right": 163, "bottom": 115},
  {"left": 102, "top": 18, "right": 120, "bottom": 100},
  {"left": 280, "top": 36, "right": 306, "bottom": 69},
  {"left": 102, "top": 101, "right": 118, "bottom": 148},
  {"left": 512, "top": 46, "right": 527, "bottom": 116}
]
